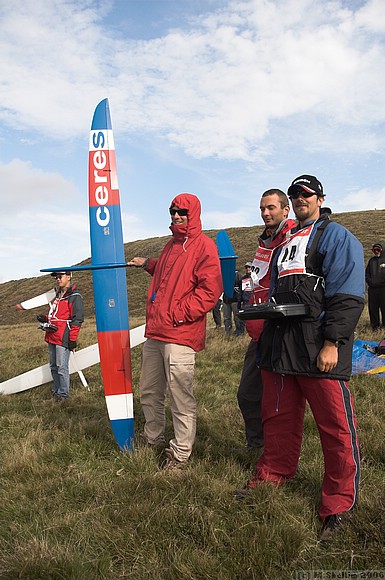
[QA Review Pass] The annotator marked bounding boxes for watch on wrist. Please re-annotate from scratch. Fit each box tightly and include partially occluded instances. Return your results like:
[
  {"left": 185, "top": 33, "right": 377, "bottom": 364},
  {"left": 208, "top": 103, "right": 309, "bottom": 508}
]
[{"left": 326, "top": 339, "right": 340, "bottom": 348}]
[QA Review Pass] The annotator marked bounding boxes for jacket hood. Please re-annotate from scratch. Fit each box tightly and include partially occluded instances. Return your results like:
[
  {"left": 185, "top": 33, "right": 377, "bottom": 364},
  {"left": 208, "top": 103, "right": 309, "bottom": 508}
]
[{"left": 169, "top": 193, "right": 202, "bottom": 240}]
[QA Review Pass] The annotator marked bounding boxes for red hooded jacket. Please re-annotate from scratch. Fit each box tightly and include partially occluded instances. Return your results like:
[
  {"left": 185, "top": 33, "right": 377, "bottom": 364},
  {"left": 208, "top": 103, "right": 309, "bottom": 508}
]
[
  {"left": 144, "top": 193, "right": 223, "bottom": 352},
  {"left": 44, "top": 284, "right": 84, "bottom": 348}
]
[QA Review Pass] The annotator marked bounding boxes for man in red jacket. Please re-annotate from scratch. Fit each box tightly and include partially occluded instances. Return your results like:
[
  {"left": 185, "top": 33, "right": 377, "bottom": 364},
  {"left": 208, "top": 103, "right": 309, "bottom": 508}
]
[
  {"left": 128, "top": 193, "right": 222, "bottom": 469},
  {"left": 237, "top": 189, "right": 296, "bottom": 448},
  {"left": 37, "top": 271, "right": 84, "bottom": 401}
]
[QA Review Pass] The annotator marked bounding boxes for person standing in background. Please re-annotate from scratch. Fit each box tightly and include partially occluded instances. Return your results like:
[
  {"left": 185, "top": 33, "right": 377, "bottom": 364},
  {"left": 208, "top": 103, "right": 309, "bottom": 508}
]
[
  {"left": 37, "top": 271, "right": 84, "bottom": 402},
  {"left": 240, "top": 263, "right": 253, "bottom": 309},
  {"left": 223, "top": 269, "right": 244, "bottom": 336},
  {"left": 365, "top": 242, "right": 385, "bottom": 330}
]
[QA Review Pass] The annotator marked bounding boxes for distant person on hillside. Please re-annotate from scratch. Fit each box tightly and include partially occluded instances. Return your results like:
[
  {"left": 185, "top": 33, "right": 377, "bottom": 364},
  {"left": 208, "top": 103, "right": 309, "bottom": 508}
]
[
  {"left": 37, "top": 271, "right": 84, "bottom": 402},
  {"left": 365, "top": 242, "right": 385, "bottom": 330},
  {"left": 237, "top": 189, "right": 295, "bottom": 449},
  {"left": 223, "top": 269, "right": 244, "bottom": 336},
  {"left": 240, "top": 262, "right": 253, "bottom": 308},
  {"left": 127, "top": 193, "right": 222, "bottom": 470},
  {"left": 236, "top": 175, "right": 365, "bottom": 545}
]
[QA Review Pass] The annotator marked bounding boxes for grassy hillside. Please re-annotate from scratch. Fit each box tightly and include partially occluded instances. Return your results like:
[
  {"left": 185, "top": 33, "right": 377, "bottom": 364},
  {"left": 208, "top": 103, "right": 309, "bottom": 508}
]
[{"left": 1, "top": 208, "right": 384, "bottom": 326}]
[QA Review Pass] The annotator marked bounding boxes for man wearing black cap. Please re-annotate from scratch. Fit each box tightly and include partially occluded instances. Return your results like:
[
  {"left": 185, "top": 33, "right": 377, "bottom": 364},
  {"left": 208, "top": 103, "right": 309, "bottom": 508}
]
[
  {"left": 37, "top": 271, "right": 84, "bottom": 401},
  {"left": 365, "top": 242, "right": 385, "bottom": 330},
  {"left": 237, "top": 175, "right": 365, "bottom": 544}
]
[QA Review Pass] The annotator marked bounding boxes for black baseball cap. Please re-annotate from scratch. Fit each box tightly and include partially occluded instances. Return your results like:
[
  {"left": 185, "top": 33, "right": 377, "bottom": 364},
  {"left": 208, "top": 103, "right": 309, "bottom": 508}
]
[
  {"left": 288, "top": 175, "right": 324, "bottom": 198},
  {"left": 50, "top": 271, "right": 71, "bottom": 277}
]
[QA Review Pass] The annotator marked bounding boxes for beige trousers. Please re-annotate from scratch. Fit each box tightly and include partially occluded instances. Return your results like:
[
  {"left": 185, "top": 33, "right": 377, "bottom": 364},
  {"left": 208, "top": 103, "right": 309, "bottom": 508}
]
[{"left": 139, "top": 338, "right": 196, "bottom": 462}]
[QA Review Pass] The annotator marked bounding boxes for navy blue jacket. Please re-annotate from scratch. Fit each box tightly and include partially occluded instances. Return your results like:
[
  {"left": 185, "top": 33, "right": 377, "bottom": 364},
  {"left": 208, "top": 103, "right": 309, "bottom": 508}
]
[{"left": 260, "top": 215, "right": 365, "bottom": 380}]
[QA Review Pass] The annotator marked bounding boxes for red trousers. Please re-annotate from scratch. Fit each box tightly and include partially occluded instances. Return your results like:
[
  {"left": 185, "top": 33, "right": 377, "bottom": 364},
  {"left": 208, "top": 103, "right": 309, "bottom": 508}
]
[{"left": 250, "top": 370, "right": 360, "bottom": 519}]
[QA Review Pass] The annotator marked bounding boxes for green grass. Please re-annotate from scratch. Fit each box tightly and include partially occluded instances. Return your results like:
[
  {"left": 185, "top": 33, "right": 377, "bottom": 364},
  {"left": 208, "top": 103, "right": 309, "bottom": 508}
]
[{"left": 1, "top": 312, "right": 385, "bottom": 579}]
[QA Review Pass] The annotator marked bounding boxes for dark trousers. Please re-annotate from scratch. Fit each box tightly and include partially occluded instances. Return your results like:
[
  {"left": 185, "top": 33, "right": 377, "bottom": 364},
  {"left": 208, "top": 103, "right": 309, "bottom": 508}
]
[
  {"left": 212, "top": 299, "right": 222, "bottom": 327},
  {"left": 237, "top": 339, "right": 264, "bottom": 447},
  {"left": 368, "top": 286, "right": 385, "bottom": 329},
  {"left": 223, "top": 302, "right": 245, "bottom": 335}
]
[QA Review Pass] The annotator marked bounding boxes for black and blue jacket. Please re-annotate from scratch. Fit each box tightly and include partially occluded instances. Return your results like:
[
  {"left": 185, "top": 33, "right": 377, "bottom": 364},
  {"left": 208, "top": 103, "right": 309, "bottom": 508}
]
[{"left": 260, "top": 215, "right": 365, "bottom": 380}]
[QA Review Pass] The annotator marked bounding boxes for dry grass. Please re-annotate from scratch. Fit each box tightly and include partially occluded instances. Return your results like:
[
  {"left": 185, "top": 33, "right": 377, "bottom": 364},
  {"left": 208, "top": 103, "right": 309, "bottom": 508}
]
[{"left": 0, "top": 312, "right": 385, "bottom": 579}]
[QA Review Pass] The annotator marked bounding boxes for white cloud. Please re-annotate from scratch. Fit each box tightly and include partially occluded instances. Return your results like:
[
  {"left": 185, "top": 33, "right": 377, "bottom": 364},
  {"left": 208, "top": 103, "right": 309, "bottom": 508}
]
[
  {"left": 0, "top": 159, "right": 78, "bottom": 212},
  {"left": 204, "top": 207, "right": 260, "bottom": 229},
  {"left": 355, "top": 0, "right": 385, "bottom": 33},
  {"left": 331, "top": 186, "right": 385, "bottom": 214},
  {"left": 1, "top": 208, "right": 90, "bottom": 283},
  {"left": 0, "top": 0, "right": 384, "bottom": 160}
]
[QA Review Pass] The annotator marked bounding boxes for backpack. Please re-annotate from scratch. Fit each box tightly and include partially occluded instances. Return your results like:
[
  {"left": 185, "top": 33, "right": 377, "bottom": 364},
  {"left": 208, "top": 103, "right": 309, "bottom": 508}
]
[{"left": 364, "top": 338, "right": 385, "bottom": 356}]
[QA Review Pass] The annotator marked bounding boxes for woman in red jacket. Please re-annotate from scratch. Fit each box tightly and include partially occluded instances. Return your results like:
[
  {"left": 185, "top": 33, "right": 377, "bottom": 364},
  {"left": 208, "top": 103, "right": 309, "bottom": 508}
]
[{"left": 128, "top": 193, "right": 222, "bottom": 469}]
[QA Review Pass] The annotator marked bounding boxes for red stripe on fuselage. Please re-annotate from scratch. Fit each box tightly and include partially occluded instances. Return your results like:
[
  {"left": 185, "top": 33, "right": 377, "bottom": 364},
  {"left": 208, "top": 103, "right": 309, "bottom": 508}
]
[
  {"left": 88, "top": 149, "right": 120, "bottom": 208},
  {"left": 97, "top": 330, "right": 132, "bottom": 396}
]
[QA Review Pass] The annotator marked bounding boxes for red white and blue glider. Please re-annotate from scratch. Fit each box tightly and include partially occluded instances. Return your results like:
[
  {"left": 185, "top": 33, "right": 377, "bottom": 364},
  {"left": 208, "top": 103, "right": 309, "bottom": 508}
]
[{"left": 38, "top": 99, "right": 136, "bottom": 450}]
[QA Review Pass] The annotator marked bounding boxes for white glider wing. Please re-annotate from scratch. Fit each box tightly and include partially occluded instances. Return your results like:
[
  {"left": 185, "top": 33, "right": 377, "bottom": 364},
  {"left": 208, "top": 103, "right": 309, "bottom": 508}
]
[{"left": 0, "top": 324, "right": 146, "bottom": 395}]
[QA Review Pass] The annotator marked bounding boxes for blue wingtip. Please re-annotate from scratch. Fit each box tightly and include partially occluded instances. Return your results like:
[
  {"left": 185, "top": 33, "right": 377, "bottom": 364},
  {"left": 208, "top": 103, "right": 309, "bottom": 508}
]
[
  {"left": 216, "top": 230, "right": 238, "bottom": 259},
  {"left": 216, "top": 230, "right": 238, "bottom": 298},
  {"left": 91, "top": 98, "right": 112, "bottom": 131}
]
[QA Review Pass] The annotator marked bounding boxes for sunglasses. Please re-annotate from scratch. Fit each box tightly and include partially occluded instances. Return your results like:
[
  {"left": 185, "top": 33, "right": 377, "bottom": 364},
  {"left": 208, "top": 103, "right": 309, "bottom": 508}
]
[
  {"left": 169, "top": 208, "right": 188, "bottom": 216},
  {"left": 54, "top": 274, "right": 66, "bottom": 279},
  {"left": 288, "top": 188, "right": 317, "bottom": 200}
]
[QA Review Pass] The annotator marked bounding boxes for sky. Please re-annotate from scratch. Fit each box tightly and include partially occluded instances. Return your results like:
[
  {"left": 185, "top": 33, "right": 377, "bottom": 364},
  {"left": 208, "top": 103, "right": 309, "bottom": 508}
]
[{"left": 1, "top": 0, "right": 384, "bottom": 283}]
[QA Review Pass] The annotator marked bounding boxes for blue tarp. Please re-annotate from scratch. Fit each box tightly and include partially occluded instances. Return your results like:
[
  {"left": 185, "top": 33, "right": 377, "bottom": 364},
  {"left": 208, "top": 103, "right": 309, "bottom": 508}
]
[{"left": 352, "top": 339, "right": 385, "bottom": 376}]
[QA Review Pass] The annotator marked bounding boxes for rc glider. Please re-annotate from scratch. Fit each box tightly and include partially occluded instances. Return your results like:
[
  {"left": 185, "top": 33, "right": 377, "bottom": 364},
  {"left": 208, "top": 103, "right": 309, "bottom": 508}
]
[{"left": 1, "top": 99, "right": 145, "bottom": 451}]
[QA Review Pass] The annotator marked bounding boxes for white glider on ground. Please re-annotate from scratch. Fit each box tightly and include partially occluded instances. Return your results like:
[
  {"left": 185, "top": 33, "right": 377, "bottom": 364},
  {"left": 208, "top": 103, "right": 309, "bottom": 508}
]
[{"left": 0, "top": 324, "right": 146, "bottom": 395}]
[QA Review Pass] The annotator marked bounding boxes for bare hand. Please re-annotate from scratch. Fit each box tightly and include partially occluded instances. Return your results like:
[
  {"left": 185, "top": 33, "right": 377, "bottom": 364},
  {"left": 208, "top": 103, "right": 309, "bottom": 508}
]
[
  {"left": 127, "top": 257, "right": 147, "bottom": 267},
  {"left": 316, "top": 341, "right": 339, "bottom": 373}
]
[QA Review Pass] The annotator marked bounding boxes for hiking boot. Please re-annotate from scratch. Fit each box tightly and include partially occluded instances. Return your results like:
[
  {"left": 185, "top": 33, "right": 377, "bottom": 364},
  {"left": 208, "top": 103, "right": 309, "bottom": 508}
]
[
  {"left": 161, "top": 448, "right": 186, "bottom": 470},
  {"left": 138, "top": 432, "right": 165, "bottom": 451},
  {"left": 319, "top": 512, "right": 349, "bottom": 544}
]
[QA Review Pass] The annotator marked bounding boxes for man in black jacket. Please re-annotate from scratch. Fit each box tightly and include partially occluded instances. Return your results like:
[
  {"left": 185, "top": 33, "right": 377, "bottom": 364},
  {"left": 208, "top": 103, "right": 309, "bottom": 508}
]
[
  {"left": 236, "top": 175, "right": 365, "bottom": 545},
  {"left": 365, "top": 242, "right": 385, "bottom": 330}
]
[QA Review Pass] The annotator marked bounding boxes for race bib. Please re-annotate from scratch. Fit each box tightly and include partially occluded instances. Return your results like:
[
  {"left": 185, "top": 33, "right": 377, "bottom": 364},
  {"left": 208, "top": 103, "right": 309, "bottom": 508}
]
[
  {"left": 242, "top": 276, "right": 252, "bottom": 292},
  {"left": 277, "top": 224, "right": 314, "bottom": 278},
  {"left": 251, "top": 245, "right": 274, "bottom": 289}
]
